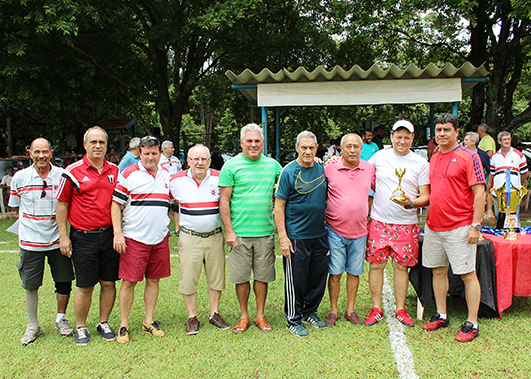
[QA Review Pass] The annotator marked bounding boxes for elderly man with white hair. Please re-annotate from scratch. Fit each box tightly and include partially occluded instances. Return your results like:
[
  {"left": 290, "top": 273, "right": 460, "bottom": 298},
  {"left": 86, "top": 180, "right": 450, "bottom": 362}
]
[
  {"left": 118, "top": 137, "right": 141, "bottom": 172},
  {"left": 274, "top": 131, "right": 328, "bottom": 338},
  {"left": 170, "top": 144, "right": 230, "bottom": 335},
  {"left": 219, "top": 123, "right": 282, "bottom": 335}
]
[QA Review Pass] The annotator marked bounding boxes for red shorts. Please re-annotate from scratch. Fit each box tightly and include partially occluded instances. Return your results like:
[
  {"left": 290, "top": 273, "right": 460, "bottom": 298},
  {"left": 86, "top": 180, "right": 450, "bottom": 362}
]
[
  {"left": 119, "top": 235, "right": 171, "bottom": 282},
  {"left": 366, "top": 219, "right": 420, "bottom": 267}
]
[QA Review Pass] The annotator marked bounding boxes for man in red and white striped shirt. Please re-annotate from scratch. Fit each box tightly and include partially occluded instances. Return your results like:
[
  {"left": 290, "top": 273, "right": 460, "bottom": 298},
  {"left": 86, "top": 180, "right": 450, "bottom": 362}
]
[
  {"left": 111, "top": 136, "right": 171, "bottom": 343},
  {"left": 9, "top": 138, "right": 75, "bottom": 345},
  {"left": 169, "top": 144, "right": 229, "bottom": 335}
]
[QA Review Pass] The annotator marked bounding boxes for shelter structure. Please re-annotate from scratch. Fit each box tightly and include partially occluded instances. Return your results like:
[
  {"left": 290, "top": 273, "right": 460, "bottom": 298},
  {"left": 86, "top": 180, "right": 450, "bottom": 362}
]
[{"left": 226, "top": 63, "right": 489, "bottom": 159}]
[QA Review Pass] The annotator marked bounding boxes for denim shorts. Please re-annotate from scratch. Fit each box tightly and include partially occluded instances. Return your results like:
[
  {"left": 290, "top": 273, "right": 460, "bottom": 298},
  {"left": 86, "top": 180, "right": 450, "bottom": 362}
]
[{"left": 327, "top": 224, "right": 366, "bottom": 276}]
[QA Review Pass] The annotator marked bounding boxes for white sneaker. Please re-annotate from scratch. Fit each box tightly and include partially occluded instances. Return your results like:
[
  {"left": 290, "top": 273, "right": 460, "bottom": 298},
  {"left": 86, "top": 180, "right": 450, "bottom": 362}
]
[
  {"left": 21, "top": 325, "right": 41, "bottom": 345},
  {"left": 55, "top": 318, "right": 74, "bottom": 336}
]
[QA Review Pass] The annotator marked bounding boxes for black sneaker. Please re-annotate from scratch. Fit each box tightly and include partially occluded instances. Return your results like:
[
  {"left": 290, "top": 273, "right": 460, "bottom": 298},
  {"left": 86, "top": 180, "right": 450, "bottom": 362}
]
[
  {"left": 96, "top": 322, "right": 116, "bottom": 341},
  {"left": 456, "top": 321, "right": 479, "bottom": 342},
  {"left": 422, "top": 313, "right": 449, "bottom": 331},
  {"left": 75, "top": 327, "right": 89, "bottom": 346}
]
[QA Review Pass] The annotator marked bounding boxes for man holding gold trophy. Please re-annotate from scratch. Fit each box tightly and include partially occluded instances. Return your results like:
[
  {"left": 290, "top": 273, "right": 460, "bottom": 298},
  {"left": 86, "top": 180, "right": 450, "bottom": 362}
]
[
  {"left": 364, "top": 120, "right": 430, "bottom": 327},
  {"left": 486, "top": 131, "right": 528, "bottom": 236}
]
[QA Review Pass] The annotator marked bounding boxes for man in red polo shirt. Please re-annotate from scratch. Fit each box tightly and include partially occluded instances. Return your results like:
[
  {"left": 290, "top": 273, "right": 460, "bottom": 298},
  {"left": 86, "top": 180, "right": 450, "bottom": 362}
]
[
  {"left": 56, "top": 126, "right": 120, "bottom": 346},
  {"left": 422, "top": 113, "right": 485, "bottom": 343}
]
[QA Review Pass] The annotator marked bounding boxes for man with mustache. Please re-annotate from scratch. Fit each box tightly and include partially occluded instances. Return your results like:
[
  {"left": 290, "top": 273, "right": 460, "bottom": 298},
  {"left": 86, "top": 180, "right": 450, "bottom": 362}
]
[{"left": 10, "top": 138, "right": 75, "bottom": 345}]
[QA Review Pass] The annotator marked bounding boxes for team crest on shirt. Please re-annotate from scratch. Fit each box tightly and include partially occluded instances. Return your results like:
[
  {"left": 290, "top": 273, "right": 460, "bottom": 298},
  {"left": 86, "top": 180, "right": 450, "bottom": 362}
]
[
  {"left": 209, "top": 184, "right": 219, "bottom": 197},
  {"left": 108, "top": 174, "right": 115, "bottom": 184}
]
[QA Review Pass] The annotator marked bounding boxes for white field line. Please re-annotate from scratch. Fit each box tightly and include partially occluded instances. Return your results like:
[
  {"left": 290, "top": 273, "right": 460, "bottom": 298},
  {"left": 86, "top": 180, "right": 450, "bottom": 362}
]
[
  {"left": 0, "top": 250, "right": 18, "bottom": 253},
  {"left": 382, "top": 268, "right": 419, "bottom": 379}
]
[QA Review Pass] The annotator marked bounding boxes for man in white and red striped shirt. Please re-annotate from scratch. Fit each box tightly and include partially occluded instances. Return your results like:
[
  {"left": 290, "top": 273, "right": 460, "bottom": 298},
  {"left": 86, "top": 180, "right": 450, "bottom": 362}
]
[
  {"left": 9, "top": 138, "right": 75, "bottom": 345},
  {"left": 111, "top": 136, "right": 171, "bottom": 343},
  {"left": 158, "top": 140, "right": 182, "bottom": 175},
  {"left": 486, "top": 131, "right": 529, "bottom": 226},
  {"left": 169, "top": 144, "right": 229, "bottom": 335}
]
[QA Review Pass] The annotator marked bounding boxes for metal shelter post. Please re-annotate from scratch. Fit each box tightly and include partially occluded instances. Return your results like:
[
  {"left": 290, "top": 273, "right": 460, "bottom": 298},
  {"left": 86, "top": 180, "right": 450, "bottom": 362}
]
[
  {"left": 452, "top": 102, "right": 458, "bottom": 116},
  {"left": 429, "top": 104, "right": 435, "bottom": 141},
  {"left": 261, "top": 107, "right": 268, "bottom": 155},
  {"left": 275, "top": 108, "right": 280, "bottom": 162}
]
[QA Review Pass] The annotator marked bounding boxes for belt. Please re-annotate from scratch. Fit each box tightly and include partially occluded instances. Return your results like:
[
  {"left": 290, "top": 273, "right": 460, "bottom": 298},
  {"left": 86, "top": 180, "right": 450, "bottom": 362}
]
[
  {"left": 74, "top": 225, "right": 112, "bottom": 234},
  {"left": 180, "top": 226, "right": 222, "bottom": 238}
]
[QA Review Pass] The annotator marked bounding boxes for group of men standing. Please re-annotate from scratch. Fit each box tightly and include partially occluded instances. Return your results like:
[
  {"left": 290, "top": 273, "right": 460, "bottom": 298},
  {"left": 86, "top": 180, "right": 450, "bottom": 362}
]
[{"left": 11, "top": 112, "right": 508, "bottom": 346}]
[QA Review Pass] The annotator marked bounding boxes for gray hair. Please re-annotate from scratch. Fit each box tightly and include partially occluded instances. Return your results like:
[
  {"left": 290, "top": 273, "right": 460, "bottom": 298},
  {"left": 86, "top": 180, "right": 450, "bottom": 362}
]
[
  {"left": 478, "top": 123, "right": 489, "bottom": 133},
  {"left": 84, "top": 126, "right": 109, "bottom": 143},
  {"left": 240, "top": 123, "right": 264, "bottom": 140},
  {"left": 497, "top": 131, "right": 511, "bottom": 141},
  {"left": 465, "top": 132, "right": 480, "bottom": 146},
  {"left": 129, "top": 137, "right": 141, "bottom": 150},
  {"left": 187, "top": 144, "right": 210, "bottom": 158},
  {"left": 340, "top": 133, "right": 362, "bottom": 147},
  {"left": 161, "top": 140, "right": 173, "bottom": 151},
  {"left": 296, "top": 131, "right": 318, "bottom": 147}
]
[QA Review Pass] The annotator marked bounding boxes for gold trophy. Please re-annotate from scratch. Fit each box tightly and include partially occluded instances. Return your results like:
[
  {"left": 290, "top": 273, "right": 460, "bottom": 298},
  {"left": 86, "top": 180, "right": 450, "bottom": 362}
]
[
  {"left": 390, "top": 168, "right": 407, "bottom": 201},
  {"left": 490, "top": 175, "right": 528, "bottom": 240}
]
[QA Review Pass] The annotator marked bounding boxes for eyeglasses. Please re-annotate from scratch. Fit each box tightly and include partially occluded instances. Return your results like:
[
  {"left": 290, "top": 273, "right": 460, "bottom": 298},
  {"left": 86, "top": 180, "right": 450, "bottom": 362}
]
[
  {"left": 190, "top": 157, "right": 209, "bottom": 163},
  {"left": 41, "top": 181, "right": 48, "bottom": 199},
  {"left": 141, "top": 136, "right": 157, "bottom": 141}
]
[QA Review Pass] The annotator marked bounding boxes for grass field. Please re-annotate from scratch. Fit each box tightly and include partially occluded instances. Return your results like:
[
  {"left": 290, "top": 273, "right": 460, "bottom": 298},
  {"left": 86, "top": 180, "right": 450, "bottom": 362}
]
[{"left": 1, "top": 218, "right": 530, "bottom": 378}]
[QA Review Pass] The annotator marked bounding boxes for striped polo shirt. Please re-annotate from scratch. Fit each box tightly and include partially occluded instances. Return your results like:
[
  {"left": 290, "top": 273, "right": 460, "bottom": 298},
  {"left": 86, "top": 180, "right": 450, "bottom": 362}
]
[
  {"left": 159, "top": 155, "right": 182, "bottom": 176},
  {"left": 113, "top": 162, "right": 171, "bottom": 245},
  {"left": 169, "top": 168, "right": 222, "bottom": 233},
  {"left": 490, "top": 147, "right": 528, "bottom": 189},
  {"left": 9, "top": 164, "right": 64, "bottom": 251}
]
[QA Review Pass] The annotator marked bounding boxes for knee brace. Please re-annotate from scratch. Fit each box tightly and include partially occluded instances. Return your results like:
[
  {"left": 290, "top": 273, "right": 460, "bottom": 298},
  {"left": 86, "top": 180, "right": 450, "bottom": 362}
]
[{"left": 55, "top": 281, "right": 72, "bottom": 295}]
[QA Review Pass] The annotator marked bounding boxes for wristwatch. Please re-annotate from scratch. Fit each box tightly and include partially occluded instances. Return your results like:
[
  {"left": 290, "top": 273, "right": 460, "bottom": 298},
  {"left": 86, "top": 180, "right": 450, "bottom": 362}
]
[
  {"left": 471, "top": 223, "right": 481, "bottom": 231},
  {"left": 404, "top": 200, "right": 414, "bottom": 210}
]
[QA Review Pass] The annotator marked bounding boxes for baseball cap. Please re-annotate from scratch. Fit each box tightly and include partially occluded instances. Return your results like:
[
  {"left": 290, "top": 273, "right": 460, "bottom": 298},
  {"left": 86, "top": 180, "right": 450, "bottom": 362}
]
[{"left": 392, "top": 120, "right": 414, "bottom": 133}]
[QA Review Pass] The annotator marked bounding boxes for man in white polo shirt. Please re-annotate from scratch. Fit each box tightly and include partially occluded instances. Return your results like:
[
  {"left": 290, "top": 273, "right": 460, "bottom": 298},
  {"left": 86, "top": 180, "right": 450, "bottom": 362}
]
[
  {"left": 159, "top": 140, "right": 182, "bottom": 175},
  {"left": 111, "top": 136, "right": 171, "bottom": 344},
  {"left": 9, "top": 138, "right": 75, "bottom": 345},
  {"left": 169, "top": 144, "right": 230, "bottom": 335},
  {"left": 486, "top": 131, "right": 528, "bottom": 227}
]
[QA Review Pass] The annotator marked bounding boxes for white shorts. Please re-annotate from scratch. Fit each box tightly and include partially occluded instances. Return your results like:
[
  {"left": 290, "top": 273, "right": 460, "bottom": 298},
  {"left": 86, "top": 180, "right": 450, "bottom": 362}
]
[{"left": 422, "top": 224, "right": 476, "bottom": 275}]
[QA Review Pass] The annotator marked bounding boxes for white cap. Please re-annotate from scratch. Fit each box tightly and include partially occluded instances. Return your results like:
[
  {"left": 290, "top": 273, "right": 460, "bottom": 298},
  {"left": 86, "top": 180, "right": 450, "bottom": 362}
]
[{"left": 392, "top": 120, "right": 414, "bottom": 133}]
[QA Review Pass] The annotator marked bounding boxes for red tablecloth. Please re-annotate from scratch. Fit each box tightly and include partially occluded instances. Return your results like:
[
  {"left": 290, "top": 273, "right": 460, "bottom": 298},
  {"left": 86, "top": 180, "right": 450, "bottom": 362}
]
[{"left": 483, "top": 233, "right": 531, "bottom": 315}]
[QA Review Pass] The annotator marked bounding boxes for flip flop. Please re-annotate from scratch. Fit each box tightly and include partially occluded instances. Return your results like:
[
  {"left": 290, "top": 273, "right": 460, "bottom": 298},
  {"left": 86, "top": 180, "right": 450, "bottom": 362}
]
[
  {"left": 254, "top": 316, "right": 273, "bottom": 332},
  {"left": 232, "top": 318, "right": 250, "bottom": 334}
]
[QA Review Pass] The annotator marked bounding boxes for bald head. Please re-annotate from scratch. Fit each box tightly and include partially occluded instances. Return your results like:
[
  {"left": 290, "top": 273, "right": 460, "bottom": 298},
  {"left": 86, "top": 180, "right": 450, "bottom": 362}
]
[{"left": 31, "top": 138, "right": 52, "bottom": 152}]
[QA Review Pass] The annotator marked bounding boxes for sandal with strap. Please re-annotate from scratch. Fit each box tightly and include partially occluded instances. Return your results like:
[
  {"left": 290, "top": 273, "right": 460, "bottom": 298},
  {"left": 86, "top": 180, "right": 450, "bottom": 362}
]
[
  {"left": 254, "top": 316, "right": 273, "bottom": 332},
  {"left": 232, "top": 318, "right": 250, "bottom": 334}
]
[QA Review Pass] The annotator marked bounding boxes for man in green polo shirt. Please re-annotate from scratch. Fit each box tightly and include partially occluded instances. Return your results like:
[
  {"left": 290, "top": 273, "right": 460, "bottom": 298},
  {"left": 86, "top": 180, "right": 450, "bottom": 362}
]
[{"left": 219, "top": 123, "right": 282, "bottom": 335}]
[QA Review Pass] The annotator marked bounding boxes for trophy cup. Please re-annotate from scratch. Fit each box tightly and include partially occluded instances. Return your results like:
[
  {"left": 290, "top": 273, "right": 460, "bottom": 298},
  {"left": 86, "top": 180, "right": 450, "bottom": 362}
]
[
  {"left": 390, "top": 168, "right": 407, "bottom": 201},
  {"left": 490, "top": 168, "right": 528, "bottom": 240}
]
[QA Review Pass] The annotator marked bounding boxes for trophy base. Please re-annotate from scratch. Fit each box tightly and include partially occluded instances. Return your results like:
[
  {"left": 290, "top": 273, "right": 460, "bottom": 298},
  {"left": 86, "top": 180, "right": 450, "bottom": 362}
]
[{"left": 505, "top": 231, "right": 519, "bottom": 240}]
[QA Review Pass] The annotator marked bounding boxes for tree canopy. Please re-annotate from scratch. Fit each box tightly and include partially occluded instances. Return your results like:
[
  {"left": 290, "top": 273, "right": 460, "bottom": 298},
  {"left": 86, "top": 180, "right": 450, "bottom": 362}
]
[{"left": 1, "top": 0, "right": 530, "bottom": 155}]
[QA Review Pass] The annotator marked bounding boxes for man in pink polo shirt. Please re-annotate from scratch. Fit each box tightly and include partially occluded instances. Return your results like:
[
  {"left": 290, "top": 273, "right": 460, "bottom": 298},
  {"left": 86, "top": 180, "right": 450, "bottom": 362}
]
[{"left": 324, "top": 133, "right": 375, "bottom": 326}]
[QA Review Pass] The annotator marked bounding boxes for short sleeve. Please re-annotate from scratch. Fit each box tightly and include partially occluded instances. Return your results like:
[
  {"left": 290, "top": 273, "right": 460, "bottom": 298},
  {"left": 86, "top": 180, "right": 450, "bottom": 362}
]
[
  {"left": 274, "top": 165, "right": 292, "bottom": 201},
  {"left": 8, "top": 174, "right": 20, "bottom": 207},
  {"left": 112, "top": 172, "right": 130, "bottom": 205},
  {"left": 218, "top": 162, "right": 235, "bottom": 187}
]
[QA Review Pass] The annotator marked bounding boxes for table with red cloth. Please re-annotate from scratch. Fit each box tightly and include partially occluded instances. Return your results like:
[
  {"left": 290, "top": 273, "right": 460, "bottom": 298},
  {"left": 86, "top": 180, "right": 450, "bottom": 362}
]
[{"left": 483, "top": 233, "right": 531, "bottom": 316}]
